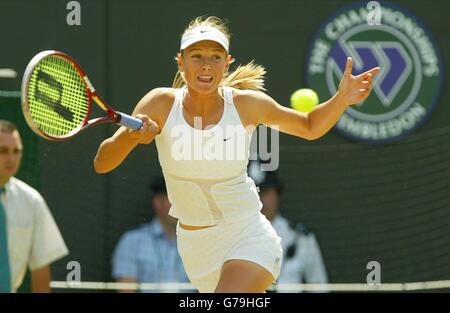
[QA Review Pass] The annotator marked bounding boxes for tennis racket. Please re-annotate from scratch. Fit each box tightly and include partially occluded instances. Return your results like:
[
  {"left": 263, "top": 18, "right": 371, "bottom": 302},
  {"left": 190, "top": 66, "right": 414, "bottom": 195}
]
[{"left": 21, "top": 50, "right": 143, "bottom": 141}]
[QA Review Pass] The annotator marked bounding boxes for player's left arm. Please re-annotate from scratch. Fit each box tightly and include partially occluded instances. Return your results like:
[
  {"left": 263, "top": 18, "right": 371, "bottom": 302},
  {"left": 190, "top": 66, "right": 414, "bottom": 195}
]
[{"left": 254, "top": 57, "right": 380, "bottom": 140}]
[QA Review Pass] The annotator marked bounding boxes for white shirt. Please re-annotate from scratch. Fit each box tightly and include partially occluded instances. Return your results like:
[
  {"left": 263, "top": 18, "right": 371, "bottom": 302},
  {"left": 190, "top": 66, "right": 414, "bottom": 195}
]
[
  {"left": 271, "top": 215, "right": 328, "bottom": 292},
  {"left": 155, "top": 87, "right": 261, "bottom": 226},
  {"left": 2, "top": 177, "right": 68, "bottom": 292}
]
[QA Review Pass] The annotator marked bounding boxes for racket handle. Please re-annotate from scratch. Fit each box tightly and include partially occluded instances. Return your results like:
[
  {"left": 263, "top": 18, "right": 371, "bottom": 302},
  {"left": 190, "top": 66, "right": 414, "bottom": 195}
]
[{"left": 117, "top": 112, "right": 143, "bottom": 130}]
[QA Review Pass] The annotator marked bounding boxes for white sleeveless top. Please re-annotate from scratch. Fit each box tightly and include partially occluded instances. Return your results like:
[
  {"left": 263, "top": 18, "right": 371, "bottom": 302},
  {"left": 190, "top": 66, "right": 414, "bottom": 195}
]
[{"left": 154, "top": 86, "right": 262, "bottom": 226}]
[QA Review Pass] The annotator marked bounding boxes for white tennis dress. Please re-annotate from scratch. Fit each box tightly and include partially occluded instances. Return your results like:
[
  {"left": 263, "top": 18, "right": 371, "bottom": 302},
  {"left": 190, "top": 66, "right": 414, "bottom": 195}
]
[{"left": 154, "top": 86, "right": 282, "bottom": 292}]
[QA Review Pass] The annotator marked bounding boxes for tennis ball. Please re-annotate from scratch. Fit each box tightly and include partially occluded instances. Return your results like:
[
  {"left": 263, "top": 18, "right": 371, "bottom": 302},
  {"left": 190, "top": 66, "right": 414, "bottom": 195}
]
[{"left": 290, "top": 88, "right": 319, "bottom": 113}]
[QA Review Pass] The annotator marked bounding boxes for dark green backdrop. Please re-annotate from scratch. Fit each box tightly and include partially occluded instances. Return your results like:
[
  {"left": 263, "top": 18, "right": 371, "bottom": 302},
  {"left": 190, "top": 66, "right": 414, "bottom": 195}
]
[{"left": 0, "top": 0, "right": 449, "bottom": 288}]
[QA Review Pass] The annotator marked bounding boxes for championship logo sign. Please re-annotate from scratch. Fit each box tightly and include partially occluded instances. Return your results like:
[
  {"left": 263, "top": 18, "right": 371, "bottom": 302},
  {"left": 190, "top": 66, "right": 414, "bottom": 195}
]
[{"left": 306, "top": 2, "right": 443, "bottom": 143}]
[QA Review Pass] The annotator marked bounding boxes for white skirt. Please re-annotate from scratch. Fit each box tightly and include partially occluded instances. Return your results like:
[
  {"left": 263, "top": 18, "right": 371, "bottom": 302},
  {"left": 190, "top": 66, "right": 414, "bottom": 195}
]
[{"left": 176, "top": 212, "right": 283, "bottom": 293}]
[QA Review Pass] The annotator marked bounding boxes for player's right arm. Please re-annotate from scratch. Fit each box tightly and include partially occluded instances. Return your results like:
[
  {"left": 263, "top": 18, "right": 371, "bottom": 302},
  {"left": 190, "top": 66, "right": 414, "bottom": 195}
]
[{"left": 93, "top": 88, "right": 174, "bottom": 173}]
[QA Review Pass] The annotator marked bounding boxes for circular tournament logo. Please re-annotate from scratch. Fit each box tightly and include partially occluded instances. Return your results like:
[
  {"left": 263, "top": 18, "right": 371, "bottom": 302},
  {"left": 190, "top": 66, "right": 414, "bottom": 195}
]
[{"left": 305, "top": 2, "right": 443, "bottom": 143}]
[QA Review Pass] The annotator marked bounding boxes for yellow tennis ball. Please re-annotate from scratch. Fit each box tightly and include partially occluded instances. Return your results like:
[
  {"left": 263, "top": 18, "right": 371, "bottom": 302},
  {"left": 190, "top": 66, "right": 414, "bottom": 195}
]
[{"left": 290, "top": 88, "right": 319, "bottom": 113}]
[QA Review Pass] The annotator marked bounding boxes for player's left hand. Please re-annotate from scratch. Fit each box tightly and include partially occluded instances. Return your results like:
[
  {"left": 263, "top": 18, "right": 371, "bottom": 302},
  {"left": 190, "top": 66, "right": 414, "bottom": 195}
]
[{"left": 337, "top": 57, "right": 380, "bottom": 106}]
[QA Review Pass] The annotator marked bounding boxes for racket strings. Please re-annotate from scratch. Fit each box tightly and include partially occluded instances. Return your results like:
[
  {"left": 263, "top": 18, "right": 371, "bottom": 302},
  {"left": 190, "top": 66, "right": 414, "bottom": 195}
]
[{"left": 27, "top": 55, "right": 89, "bottom": 137}]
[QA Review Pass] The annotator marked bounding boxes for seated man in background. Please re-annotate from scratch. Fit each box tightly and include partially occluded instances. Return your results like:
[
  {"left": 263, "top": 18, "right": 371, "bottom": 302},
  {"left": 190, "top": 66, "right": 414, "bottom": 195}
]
[
  {"left": 248, "top": 160, "right": 329, "bottom": 292},
  {"left": 111, "top": 175, "right": 189, "bottom": 293},
  {"left": 0, "top": 120, "right": 68, "bottom": 293}
]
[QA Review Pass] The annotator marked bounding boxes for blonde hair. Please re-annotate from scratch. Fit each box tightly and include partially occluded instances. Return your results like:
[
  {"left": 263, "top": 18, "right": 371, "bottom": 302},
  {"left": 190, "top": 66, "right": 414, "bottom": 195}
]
[{"left": 172, "top": 16, "right": 266, "bottom": 91}]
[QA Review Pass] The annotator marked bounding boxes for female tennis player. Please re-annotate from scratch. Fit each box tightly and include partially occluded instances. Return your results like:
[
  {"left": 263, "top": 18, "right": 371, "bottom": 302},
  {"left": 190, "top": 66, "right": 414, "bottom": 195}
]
[{"left": 94, "top": 16, "right": 380, "bottom": 293}]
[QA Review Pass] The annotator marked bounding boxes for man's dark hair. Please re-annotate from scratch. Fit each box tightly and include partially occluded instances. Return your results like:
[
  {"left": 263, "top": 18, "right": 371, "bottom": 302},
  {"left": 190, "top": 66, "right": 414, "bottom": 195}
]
[{"left": 149, "top": 175, "right": 167, "bottom": 196}]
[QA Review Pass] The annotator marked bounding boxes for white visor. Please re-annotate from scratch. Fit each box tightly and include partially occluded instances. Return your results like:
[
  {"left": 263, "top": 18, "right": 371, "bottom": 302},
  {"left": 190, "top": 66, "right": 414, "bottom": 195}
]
[{"left": 180, "top": 26, "right": 229, "bottom": 52}]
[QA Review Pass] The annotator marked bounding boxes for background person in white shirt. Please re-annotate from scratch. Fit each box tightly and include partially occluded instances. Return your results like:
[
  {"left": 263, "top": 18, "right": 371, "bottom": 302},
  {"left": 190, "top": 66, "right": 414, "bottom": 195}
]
[
  {"left": 248, "top": 160, "right": 329, "bottom": 292},
  {"left": 0, "top": 120, "right": 68, "bottom": 293}
]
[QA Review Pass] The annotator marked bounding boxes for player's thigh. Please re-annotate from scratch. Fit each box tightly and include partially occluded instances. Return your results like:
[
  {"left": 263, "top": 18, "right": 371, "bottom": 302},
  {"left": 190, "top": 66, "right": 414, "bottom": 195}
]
[{"left": 214, "top": 259, "right": 274, "bottom": 293}]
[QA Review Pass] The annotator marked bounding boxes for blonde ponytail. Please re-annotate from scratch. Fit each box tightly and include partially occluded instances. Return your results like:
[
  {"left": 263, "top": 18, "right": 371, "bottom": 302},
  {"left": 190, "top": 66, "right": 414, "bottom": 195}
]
[
  {"left": 172, "top": 70, "right": 185, "bottom": 89},
  {"left": 222, "top": 61, "right": 266, "bottom": 91}
]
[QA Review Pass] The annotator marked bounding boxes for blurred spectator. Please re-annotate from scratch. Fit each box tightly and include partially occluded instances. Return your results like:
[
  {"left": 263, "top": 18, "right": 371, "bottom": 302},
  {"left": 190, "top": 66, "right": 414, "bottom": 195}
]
[
  {"left": 248, "top": 159, "right": 328, "bottom": 292},
  {"left": 111, "top": 175, "right": 189, "bottom": 292},
  {"left": 0, "top": 119, "right": 68, "bottom": 293}
]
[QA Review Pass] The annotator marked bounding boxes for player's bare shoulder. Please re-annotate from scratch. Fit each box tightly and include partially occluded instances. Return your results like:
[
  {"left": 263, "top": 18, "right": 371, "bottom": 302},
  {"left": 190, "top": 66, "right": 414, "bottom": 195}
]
[
  {"left": 231, "top": 88, "right": 274, "bottom": 126},
  {"left": 136, "top": 87, "right": 175, "bottom": 111},
  {"left": 134, "top": 87, "right": 176, "bottom": 129}
]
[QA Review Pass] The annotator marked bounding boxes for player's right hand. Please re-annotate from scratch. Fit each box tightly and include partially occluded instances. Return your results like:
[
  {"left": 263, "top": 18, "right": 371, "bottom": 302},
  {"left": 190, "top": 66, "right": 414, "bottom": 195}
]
[{"left": 127, "top": 114, "right": 160, "bottom": 144}]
